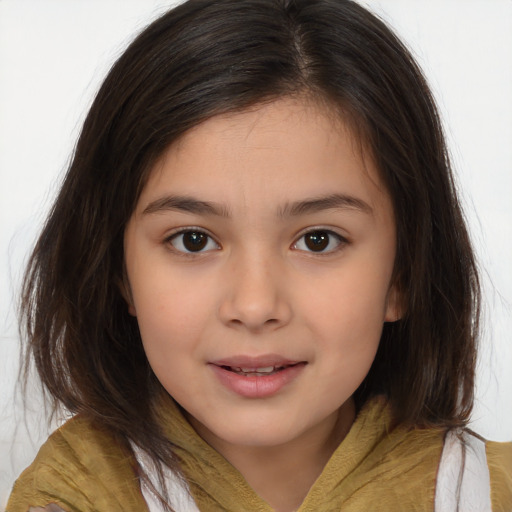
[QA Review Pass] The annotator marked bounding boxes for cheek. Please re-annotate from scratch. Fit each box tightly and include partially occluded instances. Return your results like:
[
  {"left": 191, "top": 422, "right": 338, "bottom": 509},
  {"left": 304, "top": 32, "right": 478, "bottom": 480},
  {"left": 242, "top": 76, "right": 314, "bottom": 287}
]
[
  {"left": 309, "top": 265, "right": 392, "bottom": 330},
  {"left": 303, "top": 263, "right": 391, "bottom": 373},
  {"left": 130, "top": 271, "right": 214, "bottom": 359},
  {"left": 133, "top": 285, "right": 208, "bottom": 397}
]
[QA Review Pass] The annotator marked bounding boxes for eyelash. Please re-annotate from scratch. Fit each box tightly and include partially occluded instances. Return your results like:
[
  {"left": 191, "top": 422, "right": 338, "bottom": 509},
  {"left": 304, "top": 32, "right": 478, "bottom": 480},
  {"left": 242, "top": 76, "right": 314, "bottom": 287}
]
[
  {"left": 165, "top": 228, "right": 348, "bottom": 255},
  {"left": 292, "top": 229, "right": 348, "bottom": 254},
  {"left": 165, "top": 228, "right": 220, "bottom": 255}
]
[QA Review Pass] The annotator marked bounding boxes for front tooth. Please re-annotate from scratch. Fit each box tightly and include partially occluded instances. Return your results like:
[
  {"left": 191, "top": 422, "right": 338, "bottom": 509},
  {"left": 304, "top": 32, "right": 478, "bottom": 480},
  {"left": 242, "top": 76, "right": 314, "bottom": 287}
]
[{"left": 239, "top": 366, "right": 275, "bottom": 373}]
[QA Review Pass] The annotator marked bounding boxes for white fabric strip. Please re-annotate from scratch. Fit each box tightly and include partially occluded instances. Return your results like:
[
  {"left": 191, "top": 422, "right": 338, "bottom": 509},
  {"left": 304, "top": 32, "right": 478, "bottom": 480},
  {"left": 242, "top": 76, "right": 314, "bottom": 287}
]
[
  {"left": 131, "top": 442, "right": 200, "bottom": 512},
  {"left": 435, "top": 430, "right": 492, "bottom": 512}
]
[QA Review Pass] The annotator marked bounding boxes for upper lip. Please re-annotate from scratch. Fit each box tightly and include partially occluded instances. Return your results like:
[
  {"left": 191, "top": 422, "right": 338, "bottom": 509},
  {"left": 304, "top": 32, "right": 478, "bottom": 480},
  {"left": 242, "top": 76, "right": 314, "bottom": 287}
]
[{"left": 210, "top": 354, "right": 304, "bottom": 369}]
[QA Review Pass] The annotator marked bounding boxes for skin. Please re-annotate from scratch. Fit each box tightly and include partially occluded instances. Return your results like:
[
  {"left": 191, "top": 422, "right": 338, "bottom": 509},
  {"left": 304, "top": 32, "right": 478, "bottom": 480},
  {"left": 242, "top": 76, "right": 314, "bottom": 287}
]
[{"left": 124, "top": 97, "right": 400, "bottom": 511}]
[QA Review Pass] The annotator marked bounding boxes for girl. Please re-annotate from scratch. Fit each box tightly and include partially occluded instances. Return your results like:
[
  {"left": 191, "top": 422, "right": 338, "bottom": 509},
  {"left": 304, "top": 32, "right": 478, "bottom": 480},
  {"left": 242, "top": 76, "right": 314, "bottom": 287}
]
[{"left": 6, "top": 0, "right": 512, "bottom": 511}]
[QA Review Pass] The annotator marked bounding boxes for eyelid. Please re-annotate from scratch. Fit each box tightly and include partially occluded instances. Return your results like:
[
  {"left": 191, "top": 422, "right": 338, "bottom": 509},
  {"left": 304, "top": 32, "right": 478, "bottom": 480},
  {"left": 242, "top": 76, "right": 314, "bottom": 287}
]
[
  {"left": 291, "top": 227, "right": 349, "bottom": 254},
  {"left": 164, "top": 226, "right": 221, "bottom": 254}
]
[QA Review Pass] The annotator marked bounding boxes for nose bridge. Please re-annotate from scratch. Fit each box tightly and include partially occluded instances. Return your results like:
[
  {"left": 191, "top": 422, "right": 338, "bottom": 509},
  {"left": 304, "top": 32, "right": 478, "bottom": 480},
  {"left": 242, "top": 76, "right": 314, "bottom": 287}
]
[{"left": 218, "top": 244, "right": 291, "bottom": 331}]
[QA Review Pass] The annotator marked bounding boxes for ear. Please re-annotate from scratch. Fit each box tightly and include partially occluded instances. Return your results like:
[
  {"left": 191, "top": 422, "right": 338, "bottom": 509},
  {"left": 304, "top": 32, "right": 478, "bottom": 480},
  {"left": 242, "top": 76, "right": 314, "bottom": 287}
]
[
  {"left": 384, "top": 281, "right": 405, "bottom": 323},
  {"left": 117, "top": 270, "right": 137, "bottom": 317}
]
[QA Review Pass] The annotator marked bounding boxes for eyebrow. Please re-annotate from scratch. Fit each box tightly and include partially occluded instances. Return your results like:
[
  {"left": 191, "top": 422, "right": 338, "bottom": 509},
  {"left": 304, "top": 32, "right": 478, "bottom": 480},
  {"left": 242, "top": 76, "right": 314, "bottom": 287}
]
[
  {"left": 278, "top": 193, "right": 373, "bottom": 217},
  {"left": 142, "top": 192, "right": 372, "bottom": 218},
  {"left": 142, "top": 195, "right": 231, "bottom": 217}
]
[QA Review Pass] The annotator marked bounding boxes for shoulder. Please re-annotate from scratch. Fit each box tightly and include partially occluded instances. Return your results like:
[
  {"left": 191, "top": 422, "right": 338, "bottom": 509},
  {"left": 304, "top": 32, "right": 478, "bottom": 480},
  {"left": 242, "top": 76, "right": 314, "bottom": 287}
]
[
  {"left": 7, "top": 416, "right": 148, "bottom": 512},
  {"left": 435, "top": 430, "right": 512, "bottom": 512},
  {"left": 335, "top": 398, "right": 445, "bottom": 509},
  {"left": 486, "top": 439, "right": 512, "bottom": 511}
]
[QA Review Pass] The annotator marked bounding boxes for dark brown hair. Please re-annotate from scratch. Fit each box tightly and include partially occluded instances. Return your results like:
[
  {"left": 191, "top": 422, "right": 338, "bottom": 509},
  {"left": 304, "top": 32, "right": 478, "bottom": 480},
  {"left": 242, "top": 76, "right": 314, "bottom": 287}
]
[{"left": 21, "top": 0, "right": 480, "bottom": 499}]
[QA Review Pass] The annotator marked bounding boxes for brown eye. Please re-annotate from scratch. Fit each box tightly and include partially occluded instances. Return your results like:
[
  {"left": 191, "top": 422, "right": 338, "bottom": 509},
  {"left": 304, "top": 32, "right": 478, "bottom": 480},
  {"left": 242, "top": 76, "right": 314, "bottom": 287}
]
[
  {"left": 304, "top": 231, "right": 329, "bottom": 251},
  {"left": 183, "top": 232, "right": 207, "bottom": 251},
  {"left": 169, "top": 230, "right": 219, "bottom": 253},
  {"left": 293, "top": 230, "right": 344, "bottom": 253}
]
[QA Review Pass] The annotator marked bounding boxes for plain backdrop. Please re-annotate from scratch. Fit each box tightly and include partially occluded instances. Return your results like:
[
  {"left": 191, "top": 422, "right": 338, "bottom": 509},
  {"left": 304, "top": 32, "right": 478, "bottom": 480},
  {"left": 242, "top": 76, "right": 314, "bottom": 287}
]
[{"left": 1, "top": 0, "right": 511, "bottom": 507}]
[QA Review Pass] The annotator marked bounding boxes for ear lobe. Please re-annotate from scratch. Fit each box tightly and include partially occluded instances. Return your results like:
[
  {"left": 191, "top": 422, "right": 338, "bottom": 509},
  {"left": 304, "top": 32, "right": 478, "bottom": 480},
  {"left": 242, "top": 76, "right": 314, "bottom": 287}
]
[
  {"left": 384, "top": 283, "right": 405, "bottom": 323},
  {"left": 127, "top": 303, "right": 137, "bottom": 317},
  {"left": 117, "top": 273, "right": 137, "bottom": 317}
]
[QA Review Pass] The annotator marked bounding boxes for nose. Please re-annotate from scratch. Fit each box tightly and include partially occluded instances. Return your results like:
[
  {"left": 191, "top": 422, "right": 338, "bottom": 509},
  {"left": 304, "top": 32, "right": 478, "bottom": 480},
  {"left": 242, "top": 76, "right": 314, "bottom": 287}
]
[{"left": 218, "top": 251, "right": 292, "bottom": 332}]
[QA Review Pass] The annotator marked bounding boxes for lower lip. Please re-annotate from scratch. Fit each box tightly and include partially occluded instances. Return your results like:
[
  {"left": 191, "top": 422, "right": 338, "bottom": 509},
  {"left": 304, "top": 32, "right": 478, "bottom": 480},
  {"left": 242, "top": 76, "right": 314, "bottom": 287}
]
[{"left": 210, "top": 363, "right": 306, "bottom": 398}]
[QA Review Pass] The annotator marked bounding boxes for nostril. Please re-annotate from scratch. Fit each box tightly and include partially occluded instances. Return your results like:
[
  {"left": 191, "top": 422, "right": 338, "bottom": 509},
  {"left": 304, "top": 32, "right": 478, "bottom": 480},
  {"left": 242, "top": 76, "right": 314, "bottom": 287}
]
[{"left": 217, "top": 286, "right": 292, "bottom": 331}]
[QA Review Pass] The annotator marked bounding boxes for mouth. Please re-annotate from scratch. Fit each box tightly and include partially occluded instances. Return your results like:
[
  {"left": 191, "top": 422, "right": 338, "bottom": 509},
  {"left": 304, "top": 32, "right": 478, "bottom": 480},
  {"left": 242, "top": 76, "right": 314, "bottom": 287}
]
[
  {"left": 209, "top": 356, "right": 307, "bottom": 398},
  {"left": 218, "top": 363, "right": 301, "bottom": 377}
]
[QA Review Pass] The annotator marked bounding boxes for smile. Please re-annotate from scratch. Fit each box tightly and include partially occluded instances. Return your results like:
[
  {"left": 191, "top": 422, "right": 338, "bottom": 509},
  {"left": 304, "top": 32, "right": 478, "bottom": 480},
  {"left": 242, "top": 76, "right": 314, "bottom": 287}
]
[
  {"left": 209, "top": 358, "right": 307, "bottom": 398},
  {"left": 220, "top": 364, "right": 296, "bottom": 377}
]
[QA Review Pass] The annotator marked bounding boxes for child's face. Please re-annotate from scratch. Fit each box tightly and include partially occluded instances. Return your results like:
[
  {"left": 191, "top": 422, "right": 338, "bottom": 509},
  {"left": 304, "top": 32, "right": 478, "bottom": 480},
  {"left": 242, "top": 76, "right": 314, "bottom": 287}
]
[{"left": 124, "top": 97, "right": 399, "bottom": 450}]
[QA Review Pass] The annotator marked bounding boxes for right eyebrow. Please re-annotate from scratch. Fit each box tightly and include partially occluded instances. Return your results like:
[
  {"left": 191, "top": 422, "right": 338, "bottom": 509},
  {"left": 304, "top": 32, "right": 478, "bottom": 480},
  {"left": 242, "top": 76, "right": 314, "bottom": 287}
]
[{"left": 142, "top": 194, "right": 231, "bottom": 217}]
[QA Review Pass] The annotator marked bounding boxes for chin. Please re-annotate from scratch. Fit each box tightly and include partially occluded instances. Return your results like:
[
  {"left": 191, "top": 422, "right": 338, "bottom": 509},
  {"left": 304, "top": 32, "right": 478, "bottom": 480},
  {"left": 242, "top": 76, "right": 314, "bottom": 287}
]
[
  {"left": 216, "top": 425, "right": 300, "bottom": 449},
  {"left": 186, "top": 408, "right": 296, "bottom": 448}
]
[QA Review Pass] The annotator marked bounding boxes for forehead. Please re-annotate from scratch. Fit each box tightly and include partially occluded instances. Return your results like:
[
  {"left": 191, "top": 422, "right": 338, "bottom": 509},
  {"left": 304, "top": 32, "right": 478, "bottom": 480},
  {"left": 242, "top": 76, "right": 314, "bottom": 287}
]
[{"left": 136, "top": 97, "right": 389, "bottom": 217}]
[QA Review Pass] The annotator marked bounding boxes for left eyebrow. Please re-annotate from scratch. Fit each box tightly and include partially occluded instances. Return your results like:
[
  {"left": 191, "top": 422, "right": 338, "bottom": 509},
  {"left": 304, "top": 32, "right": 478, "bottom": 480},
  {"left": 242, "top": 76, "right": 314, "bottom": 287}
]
[{"left": 278, "top": 193, "right": 373, "bottom": 217}]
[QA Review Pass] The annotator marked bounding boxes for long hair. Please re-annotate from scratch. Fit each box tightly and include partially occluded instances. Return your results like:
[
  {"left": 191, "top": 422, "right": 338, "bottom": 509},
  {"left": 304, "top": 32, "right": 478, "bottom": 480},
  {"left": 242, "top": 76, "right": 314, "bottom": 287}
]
[{"left": 21, "top": 0, "right": 480, "bottom": 501}]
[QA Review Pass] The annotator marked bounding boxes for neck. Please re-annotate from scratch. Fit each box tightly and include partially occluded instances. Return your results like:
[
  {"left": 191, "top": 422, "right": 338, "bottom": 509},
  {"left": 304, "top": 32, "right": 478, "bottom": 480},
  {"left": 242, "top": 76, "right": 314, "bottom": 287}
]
[{"left": 190, "top": 399, "right": 356, "bottom": 512}]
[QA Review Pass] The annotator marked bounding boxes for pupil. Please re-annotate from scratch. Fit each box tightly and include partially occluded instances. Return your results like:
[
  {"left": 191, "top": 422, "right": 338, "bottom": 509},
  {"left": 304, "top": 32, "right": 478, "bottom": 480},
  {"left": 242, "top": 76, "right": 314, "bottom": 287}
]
[
  {"left": 183, "top": 232, "right": 207, "bottom": 251},
  {"left": 305, "top": 231, "right": 329, "bottom": 251}
]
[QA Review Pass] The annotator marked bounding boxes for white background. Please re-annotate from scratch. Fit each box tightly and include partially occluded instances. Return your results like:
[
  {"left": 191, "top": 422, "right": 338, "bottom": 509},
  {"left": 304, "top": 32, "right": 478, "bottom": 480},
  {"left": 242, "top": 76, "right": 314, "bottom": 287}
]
[{"left": 1, "top": 0, "right": 511, "bottom": 507}]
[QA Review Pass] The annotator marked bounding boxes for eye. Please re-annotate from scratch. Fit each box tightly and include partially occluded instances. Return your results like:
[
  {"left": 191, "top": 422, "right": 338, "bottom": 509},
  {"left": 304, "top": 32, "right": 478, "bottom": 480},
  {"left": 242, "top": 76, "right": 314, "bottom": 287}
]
[
  {"left": 293, "top": 230, "right": 345, "bottom": 253},
  {"left": 168, "top": 230, "right": 220, "bottom": 253}
]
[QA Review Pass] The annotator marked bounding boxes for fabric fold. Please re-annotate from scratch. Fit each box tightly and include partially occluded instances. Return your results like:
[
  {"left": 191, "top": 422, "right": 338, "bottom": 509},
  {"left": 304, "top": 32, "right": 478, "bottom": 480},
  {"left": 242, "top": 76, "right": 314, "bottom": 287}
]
[{"left": 156, "top": 394, "right": 444, "bottom": 511}]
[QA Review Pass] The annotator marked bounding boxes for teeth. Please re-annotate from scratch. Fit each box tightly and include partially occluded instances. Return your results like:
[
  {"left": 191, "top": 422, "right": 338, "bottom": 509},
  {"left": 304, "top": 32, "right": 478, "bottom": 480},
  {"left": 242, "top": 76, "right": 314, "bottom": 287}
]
[
  {"left": 221, "top": 364, "right": 294, "bottom": 376},
  {"left": 229, "top": 365, "right": 285, "bottom": 376},
  {"left": 240, "top": 366, "right": 275, "bottom": 373}
]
